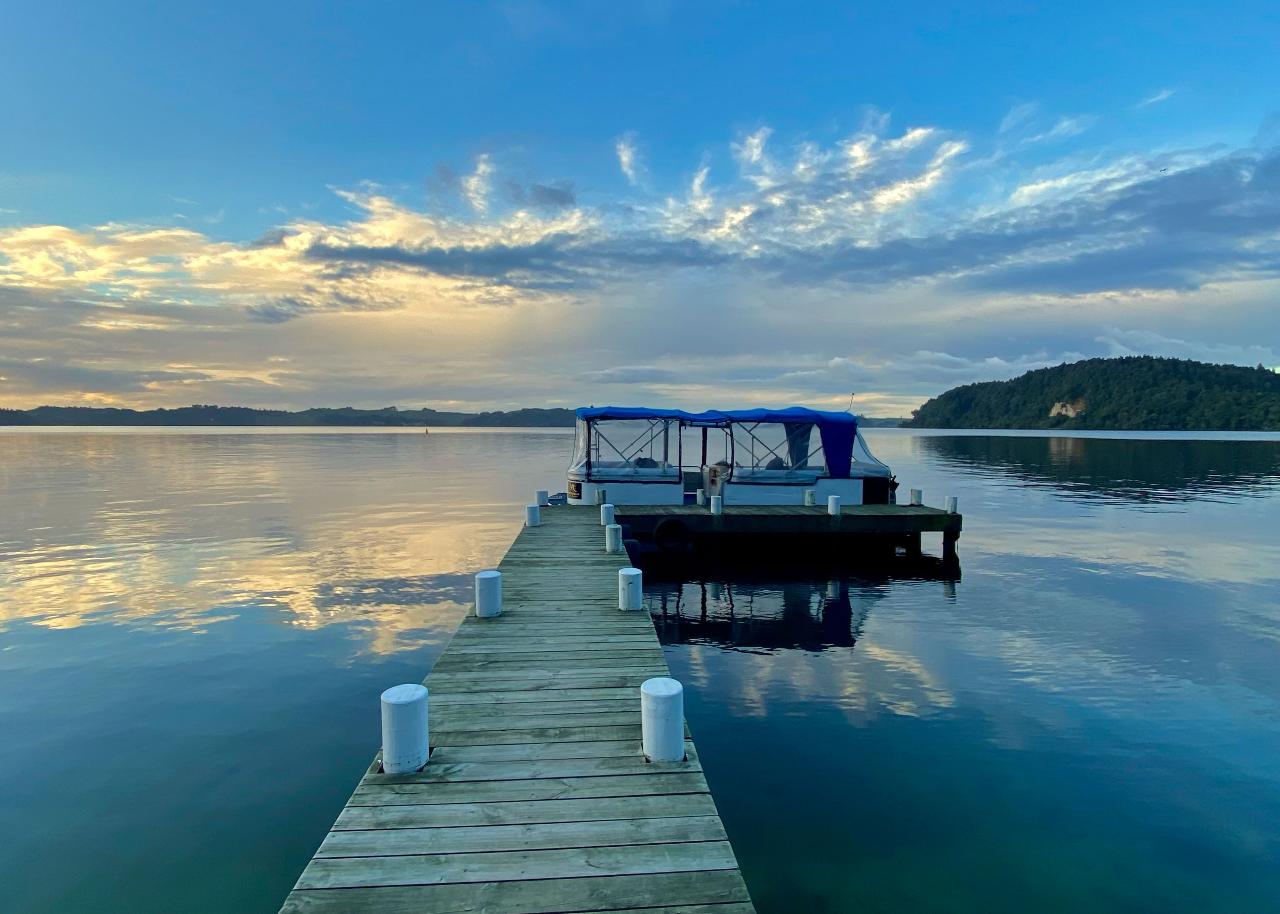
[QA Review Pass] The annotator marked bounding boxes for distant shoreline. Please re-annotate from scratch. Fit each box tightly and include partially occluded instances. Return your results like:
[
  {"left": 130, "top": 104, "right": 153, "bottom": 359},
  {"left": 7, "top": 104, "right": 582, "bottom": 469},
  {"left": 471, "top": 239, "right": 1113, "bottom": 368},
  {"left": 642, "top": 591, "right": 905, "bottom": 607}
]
[{"left": 0, "top": 405, "right": 911, "bottom": 428}]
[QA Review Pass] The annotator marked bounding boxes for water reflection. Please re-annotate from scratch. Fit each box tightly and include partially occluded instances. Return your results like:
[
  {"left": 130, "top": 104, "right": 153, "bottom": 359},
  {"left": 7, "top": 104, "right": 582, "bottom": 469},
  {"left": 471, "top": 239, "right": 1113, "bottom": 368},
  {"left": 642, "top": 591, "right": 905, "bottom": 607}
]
[
  {"left": 919, "top": 434, "right": 1280, "bottom": 502},
  {"left": 0, "top": 430, "right": 566, "bottom": 650},
  {"left": 650, "top": 576, "right": 957, "bottom": 652}
]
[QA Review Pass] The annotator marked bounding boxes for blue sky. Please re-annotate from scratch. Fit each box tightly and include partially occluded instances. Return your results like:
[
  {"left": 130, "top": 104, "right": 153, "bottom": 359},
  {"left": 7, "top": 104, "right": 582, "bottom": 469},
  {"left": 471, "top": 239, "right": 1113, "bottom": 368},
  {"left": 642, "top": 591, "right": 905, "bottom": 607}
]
[{"left": 1, "top": 1, "right": 1278, "bottom": 413}]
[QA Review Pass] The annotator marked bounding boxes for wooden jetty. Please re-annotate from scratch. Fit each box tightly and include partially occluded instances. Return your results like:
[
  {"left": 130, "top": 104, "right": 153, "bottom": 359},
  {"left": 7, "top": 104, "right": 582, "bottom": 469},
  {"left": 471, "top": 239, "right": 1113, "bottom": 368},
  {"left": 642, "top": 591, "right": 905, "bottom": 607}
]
[{"left": 279, "top": 505, "right": 756, "bottom": 914}]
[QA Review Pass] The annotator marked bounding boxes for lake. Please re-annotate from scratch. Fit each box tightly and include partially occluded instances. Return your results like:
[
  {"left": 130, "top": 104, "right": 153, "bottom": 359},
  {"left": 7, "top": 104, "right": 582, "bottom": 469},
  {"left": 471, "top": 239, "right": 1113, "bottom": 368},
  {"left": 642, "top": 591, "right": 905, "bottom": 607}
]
[{"left": 2, "top": 428, "right": 1278, "bottom": 913}]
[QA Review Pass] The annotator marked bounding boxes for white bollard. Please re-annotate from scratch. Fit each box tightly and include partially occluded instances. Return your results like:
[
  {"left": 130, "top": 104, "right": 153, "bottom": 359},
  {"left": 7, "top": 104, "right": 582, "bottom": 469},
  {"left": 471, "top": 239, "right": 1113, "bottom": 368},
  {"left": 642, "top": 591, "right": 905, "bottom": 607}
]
[
  {"left": 475, "top": 570, "right": 502, "bottom": 618},
  {"left": 695, "top": 487, "right": 706, "bottom": 506},
  {"left": 910, "top": 488, "right": 923, "bottom": 506},
  {"left": 828, "top": 494, "right": 842, "bottom": 516},
  {"left": 618, "top": 567, "right": 643, "bottom": 610},
  {"left": 709, "top": 495, "right": 723, "bottom": 515},
  {"left": 535, "top": 489, "right": 549, "bottom": 507},
  {"left": 600, "top": 503, "right": 615, "bottom": 526},
  {"left": 380, "top": 683, "right": 429, "bottom": 774},
  {"left": 605, "top": 523, "right": 623, "bottom": 554},
  {"left": 804, "top": 489, "right": 816, "bottom": 506},
  {"left": 525, "top": 504, "right": 541, "bottom": 527},
  {"left": 945, "top": 495, "right": 958, "bottom": 514},
  {"left": 594, "top": 488, "right": 607, "bottom": 506},
  {"left": 641, "top": 677, "right": 685, "bottom": 762}
]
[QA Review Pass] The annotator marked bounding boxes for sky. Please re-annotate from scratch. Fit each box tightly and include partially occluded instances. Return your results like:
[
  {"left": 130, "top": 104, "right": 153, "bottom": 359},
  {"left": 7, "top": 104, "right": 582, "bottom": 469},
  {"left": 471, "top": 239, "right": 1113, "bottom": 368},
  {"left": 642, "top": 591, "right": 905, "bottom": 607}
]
[{"left": 1, "top": 1, "right": 1278, "bottom": 416}]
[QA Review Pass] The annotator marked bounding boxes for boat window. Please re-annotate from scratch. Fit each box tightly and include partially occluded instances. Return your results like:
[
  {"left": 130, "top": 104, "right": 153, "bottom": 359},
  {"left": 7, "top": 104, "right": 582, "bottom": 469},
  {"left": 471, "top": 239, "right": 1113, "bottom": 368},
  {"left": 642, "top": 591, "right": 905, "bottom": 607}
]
[
  {"left": 581, "top": 418, "right": 680, "bottom": 480},
  {"left": 727, "top": 422, "right": 828, "bottom": 478}
]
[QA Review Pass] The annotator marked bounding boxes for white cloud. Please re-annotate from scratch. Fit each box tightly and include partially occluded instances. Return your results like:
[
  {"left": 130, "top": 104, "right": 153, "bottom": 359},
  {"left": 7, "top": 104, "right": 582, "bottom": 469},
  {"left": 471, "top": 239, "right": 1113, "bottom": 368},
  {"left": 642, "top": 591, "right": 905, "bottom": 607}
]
[
  {"left": 1025, "top": 115, "right": 1097, "bottom": 144},
  {"left": 461, "top": 153, "right": 494, "bottom": 213},
  {"left": 1136, "top": 88, "right": 1176, "bottom": 109},
  {"left": 999, "top": 102, "right": 1038, "bottom": 134},
  {"left": 615, "top": 133, "right": 641, "bottom": 185}
]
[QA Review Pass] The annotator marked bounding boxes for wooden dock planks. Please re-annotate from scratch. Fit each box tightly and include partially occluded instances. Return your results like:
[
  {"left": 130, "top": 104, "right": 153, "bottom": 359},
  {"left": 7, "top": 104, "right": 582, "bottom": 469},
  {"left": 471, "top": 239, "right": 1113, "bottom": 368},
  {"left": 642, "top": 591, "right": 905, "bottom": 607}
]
[{"left": 280, "top": 506, "right": 755, "bottom": 914}]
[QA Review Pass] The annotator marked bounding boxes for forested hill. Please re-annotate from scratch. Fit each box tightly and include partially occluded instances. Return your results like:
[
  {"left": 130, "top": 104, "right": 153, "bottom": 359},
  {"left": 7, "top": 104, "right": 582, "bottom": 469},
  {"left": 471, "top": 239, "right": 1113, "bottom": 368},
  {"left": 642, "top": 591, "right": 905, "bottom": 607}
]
[
  {"left": 0, "top": 405, "right": 577, "bottom": 427},
  {"left": 905, "top": 357, "right": 1280, "bottom": 430}
]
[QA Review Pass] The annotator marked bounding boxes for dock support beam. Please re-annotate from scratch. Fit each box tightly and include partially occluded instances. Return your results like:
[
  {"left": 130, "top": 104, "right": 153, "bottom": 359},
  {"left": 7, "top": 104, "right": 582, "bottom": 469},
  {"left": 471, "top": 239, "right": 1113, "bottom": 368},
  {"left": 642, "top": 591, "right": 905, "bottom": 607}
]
[{"left": 943, "top": 530, "right": 959, "bottom": 563}]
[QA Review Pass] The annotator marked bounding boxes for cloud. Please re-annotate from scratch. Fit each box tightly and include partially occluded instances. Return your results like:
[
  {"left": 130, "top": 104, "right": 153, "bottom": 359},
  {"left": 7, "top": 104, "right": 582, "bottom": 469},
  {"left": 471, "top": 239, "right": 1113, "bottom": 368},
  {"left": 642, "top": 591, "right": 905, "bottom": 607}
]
[
  {"left": 3, "top": 115, "right": 1279, "bottom": 411},
  {"left": 462, "top": 154, "right": 494, "bottom": 213},
  {"left": 1136, "top": 88, "right": 1176, "bottom": 109},
  {"left": 999, "top": 102, "right": 1039, "bottom": 133},
  {"left": 1025, "top": 115, "right": 1096, "bottom": 144},
  {"left": 615, "top": 133, "right": 641, "bottom": 185}
]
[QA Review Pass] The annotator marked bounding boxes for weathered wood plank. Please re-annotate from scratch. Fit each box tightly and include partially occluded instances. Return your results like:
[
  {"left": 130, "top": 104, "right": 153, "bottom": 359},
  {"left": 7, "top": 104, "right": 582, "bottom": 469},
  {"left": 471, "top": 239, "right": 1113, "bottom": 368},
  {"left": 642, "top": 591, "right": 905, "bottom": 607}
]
[
  {"left": 280, "top": 870, "right": 752, "bottom": 913},
  {"left": 335, "top": 791, "right": 719, "bottom": 830},
  {"left": 361, "top": 750, "right": 700, "bottom": 786},
  {"left": 349, "top": 771, "right": 709, "bottom": 805},
  {"left": 317, "top": 815, "right": 727, "bottom": 857},
  {"left": 295, "top": 840, "right": 739, "bottom": 889}
]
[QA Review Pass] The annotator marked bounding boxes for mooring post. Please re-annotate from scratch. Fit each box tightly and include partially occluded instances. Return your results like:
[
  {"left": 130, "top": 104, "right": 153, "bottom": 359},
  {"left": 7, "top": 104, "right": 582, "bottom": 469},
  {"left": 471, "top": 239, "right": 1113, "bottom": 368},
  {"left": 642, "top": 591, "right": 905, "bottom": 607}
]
[
  {"left": 600, "top": 503, "right": 615, "bottom": 526},
  {"left": 535, "top": 489, "right": 550, "bottom": 507},
  {"left": 804, "top": 489, "right": 816, "bottom": 506},
  {"left": 380, "top": 684, "right": 429, "bottom": 774},
  {"left": 709, "top": 495, "right": 723, "bottom": 515},
  {"left": 475, "top": 570, "right": 502, "bottom": 617},
  {"left": 594, "top": 488, "right": 607, "bottom": 506},
  {"left": 910, "top": 488, "right": 923, "bottom": 506},
  {"left": 828, "top": 494, "right": 842, "bottom": 516},
  {"left": 605, "top": 523, "right": 623, "bottom": 553},
  {"left": 619, "top": 567, "right": 643, "bottom": 610},
  {"left": 945, "top": 495, "right": 958, "bottom": 514},
  {"left": 641, "top": 677, "right": 685, "bottom": 762},
  {"left": 525, "top": 504, "right": 541, "bottom": 527},
  {"left": 696, "top": 487, "right": 706, "bottom": 506}
]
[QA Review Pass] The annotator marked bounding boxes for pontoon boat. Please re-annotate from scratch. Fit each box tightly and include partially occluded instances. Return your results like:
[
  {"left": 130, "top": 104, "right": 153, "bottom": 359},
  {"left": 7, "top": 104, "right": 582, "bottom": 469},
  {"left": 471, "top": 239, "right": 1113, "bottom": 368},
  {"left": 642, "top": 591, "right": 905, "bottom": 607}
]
[{"left": 566, "top": 407, "right": 894, "bottom": 506}]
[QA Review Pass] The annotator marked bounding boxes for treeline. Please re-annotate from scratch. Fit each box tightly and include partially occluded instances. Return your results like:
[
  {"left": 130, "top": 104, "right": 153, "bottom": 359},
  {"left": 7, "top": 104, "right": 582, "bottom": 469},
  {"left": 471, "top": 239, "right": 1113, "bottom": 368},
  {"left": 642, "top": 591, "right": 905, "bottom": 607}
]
[
  {"left": 0, "top": 405, "right": 577, "bottom": 427},
  {"left": 905, "top": 356, "right": 1280, "bottom": 430}
]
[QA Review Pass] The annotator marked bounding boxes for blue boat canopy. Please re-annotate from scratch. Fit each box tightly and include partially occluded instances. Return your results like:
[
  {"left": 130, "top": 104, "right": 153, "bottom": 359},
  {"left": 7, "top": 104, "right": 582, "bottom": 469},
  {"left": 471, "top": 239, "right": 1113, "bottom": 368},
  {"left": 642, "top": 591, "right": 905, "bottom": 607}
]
[{"left": 574, "top": 406, "right": 859, "bottom": 478}]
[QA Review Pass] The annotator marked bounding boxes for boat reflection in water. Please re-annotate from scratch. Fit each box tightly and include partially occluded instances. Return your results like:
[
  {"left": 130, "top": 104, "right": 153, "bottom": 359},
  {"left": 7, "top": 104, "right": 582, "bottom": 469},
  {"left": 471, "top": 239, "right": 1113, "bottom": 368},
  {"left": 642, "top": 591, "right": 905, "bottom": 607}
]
[{"left": 648, "top": 568, "right": 958, "bottom": 653}]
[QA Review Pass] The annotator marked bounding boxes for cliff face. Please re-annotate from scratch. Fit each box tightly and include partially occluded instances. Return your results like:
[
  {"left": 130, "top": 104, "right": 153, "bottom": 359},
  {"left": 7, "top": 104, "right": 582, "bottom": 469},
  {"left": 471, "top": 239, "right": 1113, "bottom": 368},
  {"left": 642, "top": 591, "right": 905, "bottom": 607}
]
[
  {"left": 905, "top": 356, "right": 1280, "bottom": 430},
  {"left": 1049, "top": 399, "right": 1086, "bottom": 418}
]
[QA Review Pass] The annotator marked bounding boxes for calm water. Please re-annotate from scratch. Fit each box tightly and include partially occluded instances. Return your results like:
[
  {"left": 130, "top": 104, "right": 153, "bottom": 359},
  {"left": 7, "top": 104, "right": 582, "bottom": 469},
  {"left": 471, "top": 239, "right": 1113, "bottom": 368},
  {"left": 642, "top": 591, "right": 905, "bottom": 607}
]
[{"left": 2, "top": 428, "right": 1279, "bottom": 913}]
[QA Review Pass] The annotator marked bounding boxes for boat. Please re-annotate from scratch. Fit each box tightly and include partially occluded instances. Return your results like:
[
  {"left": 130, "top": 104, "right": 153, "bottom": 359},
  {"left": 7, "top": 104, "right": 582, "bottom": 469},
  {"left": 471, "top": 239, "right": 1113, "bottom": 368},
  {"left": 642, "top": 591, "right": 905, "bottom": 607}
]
[{"left": 566, "top": 406, "right": 895, "bottom": 506}]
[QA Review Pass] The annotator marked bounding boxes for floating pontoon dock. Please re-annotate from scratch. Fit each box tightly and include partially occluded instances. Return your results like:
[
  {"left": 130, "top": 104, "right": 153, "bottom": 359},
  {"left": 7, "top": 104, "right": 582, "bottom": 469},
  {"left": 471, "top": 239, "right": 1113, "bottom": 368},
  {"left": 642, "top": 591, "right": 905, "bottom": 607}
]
[
  {"left": 619, "top": 503, "right": 962, "bottom": 564},
  {"left": 279, "top": 505, "right": 757, "bottom": 914}
]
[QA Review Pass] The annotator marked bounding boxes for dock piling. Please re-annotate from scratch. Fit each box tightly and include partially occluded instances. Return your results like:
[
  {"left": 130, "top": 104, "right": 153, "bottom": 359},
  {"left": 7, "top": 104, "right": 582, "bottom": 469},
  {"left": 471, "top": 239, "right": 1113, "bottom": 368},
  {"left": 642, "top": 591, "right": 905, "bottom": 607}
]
[
  {"left": 945, "top": 495, "right": 958, "bottom": 514},
  {"left": 618, "top": 567, "right": 643, "bottom": 610},
  {"left": 600, "top": 503, "right": 616, "bottom": 526},
  {"left": 709, "top": 495, "right": 723, "bottom": 515},
  {"left": 605, "top": 522, "right": 623, "bottom": 553},
  {"left": 641, "top": 677, "right": 686, "bottom": 762},
  {"left": 475, "top": 570, "right": 502, "bottom": 617},
  {"left": 828, "top": 494, "right": 842, "bottom": 516},
  {"left": 524, "top": 504, "right": 541, "bottom": 527},
  {"left": 804, "top": 489, "right": 816, "bottom": 506},
  {"left": 379, "top": 684, "right": 429, "bottom": 774},
  {"left": 535, "top": 489, "right": 549, "bottom": 506},
  {"left": 910, "top": 488, "right": 923, "bottom": 506},
  {"left": 696, "top": 487, "right": 706, "bottom": 506}
]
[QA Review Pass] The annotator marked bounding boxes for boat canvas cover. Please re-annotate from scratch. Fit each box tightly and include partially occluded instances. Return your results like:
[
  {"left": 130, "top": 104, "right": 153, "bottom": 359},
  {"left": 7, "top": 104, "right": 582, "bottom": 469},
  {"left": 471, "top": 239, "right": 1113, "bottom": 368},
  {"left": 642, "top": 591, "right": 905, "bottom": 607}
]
[{"left": 574, "top": 406, "right": 858, "bottom": 478}]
